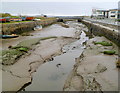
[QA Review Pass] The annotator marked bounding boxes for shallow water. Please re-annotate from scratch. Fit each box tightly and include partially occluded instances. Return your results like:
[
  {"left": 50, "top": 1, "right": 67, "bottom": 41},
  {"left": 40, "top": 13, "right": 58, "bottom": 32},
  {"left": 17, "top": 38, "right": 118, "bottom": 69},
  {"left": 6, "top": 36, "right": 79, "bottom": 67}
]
[{"left": 24, "top": 31, "right": 88, "bottom": 91}]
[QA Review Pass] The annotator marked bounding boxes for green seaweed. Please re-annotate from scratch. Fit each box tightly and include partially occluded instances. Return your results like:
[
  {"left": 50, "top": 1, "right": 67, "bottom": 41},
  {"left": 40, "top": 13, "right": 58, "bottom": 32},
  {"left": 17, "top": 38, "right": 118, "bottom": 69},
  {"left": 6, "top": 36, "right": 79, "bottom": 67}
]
[
  {"left": 94, "top": 41, "right": 112, "bottom": 46},
  {"left": 2, "top": 49, "right": 23, "bottom": 65},
  {"left": 2, "top": 36, "right": 58, "bottom": 65},
  {"left": 103, "top": 50, "right": 116, "bottom": 55},
  {"left": 17, "top": 47, "right": 29, "bottom": 52}
]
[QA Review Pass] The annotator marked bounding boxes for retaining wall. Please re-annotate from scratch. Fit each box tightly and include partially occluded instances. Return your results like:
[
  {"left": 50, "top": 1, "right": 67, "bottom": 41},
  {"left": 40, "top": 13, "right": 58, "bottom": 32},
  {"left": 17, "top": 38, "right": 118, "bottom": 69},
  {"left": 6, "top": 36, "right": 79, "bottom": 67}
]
[
  {"left": 2, "top": 19, "right": 57, "bottom": 35},
  {"left": 81, "top": 20, "right": 120, "bottom": 47}
]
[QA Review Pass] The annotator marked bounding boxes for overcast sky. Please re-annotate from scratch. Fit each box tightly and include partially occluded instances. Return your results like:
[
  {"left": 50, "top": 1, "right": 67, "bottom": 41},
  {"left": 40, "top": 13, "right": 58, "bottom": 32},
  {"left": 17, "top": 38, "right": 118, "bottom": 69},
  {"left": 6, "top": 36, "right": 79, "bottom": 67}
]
[
  {"left": 1, "top": 0, "right": 119, "bottom": 16},
  {"left": 1, "top": 0, "right": 120, "bottom": 2}
]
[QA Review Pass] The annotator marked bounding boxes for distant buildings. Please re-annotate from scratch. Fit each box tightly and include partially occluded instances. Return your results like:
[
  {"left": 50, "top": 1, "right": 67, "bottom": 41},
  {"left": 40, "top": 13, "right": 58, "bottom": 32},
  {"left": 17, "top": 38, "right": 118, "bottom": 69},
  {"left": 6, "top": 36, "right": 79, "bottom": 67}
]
[
  {"left": 109, "top": 9, "right": 119, "bottom": 19},
  {"left": 92, "top": 8, "right": 120, "bottom": 19}
]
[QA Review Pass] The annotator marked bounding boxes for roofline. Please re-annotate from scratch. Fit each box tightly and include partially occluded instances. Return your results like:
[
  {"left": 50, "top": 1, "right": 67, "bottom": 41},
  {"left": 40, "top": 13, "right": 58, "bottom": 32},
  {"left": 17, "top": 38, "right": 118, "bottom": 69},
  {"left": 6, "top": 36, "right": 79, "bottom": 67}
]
[{"left": 93, "top": 9, "right": 120, "bottom": 12}]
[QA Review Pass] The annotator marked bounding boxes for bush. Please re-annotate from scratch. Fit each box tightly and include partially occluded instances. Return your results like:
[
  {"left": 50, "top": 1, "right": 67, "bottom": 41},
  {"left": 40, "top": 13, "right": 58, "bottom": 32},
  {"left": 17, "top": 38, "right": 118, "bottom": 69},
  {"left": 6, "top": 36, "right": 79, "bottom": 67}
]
[{"left": 117, "top": 19, "right": 120, "bottom": 22}]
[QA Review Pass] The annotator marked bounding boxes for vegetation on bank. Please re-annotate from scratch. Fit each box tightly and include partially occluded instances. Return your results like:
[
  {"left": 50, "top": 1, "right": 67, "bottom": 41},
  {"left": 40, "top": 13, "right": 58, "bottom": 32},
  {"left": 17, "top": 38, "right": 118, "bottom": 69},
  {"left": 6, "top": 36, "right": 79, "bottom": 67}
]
[
  {"left": 1, "top": 13, "right": 56, "bottom": 24},
  {"left": 2, "top": 17, "right": 56, "bottom": 24},
  {"left": 116, "top": 19, "right": 120, "bottom": 22},
  {"left": 1, "top": 36, "right": 57, "bottom": 65},
  {"left": 2, "top": 21, "right": 32, "bottom": 24}
]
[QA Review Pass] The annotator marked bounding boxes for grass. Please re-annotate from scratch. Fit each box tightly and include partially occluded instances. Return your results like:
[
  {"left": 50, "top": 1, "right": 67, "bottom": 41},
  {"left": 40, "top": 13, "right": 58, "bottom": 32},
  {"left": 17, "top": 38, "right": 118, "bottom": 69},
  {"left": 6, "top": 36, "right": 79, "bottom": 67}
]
[
  {"left": 2, "top": 21, "right": 33, "bottom": 24},
  {"left": 2, "top": 17, "right": 56, "bottom": 24},
  {"left": 116, "top": 19, "right": 120, "bottom": 22},
  {"left": 94, "top": 41, "right": 113, "bottom": 46}
]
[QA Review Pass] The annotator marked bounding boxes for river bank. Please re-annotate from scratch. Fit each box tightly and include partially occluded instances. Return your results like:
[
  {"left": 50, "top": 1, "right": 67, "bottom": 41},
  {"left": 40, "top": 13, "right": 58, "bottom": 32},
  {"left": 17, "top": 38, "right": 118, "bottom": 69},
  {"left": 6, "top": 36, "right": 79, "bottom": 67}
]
[
  {"left": 2, "top": 18, "right": 57, "bottom": 35},
  {"left": 81, "top": 19, "right": 120, "bottom": 47}
]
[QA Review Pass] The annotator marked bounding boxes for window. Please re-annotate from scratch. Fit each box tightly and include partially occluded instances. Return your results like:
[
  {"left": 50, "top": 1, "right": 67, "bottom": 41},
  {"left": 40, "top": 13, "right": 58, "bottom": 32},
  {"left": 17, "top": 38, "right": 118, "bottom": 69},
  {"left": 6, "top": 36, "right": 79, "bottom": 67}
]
[
  {"left": 111, "top": 11, "right": 116, "bottom": 13},
  {"left": 111, "top": 15, "right": 115, "bottom": 17}
]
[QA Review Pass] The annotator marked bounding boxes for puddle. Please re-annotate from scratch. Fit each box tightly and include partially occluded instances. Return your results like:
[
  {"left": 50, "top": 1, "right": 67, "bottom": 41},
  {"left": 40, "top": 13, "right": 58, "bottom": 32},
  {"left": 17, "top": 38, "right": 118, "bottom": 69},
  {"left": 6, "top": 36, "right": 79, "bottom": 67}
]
[{"left": 24, "top": 31, "right": 89, "bottom": 91}]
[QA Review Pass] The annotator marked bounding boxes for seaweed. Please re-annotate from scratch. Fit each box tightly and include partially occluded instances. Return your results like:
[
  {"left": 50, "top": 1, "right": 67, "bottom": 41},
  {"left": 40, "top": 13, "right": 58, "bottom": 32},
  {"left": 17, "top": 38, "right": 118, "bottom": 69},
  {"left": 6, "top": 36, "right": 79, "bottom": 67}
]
[
  {"left": 2, "top": 49, "right": 23, "bottom": 65},
  {"left": 103, "top": 50, "right": 116, "bottom": 55},
  {"left": 2, "top": 36, "right": 58, "bottom": 65},
  {"left": 94, "top": 41, "right": 112, "bottom": 46}
]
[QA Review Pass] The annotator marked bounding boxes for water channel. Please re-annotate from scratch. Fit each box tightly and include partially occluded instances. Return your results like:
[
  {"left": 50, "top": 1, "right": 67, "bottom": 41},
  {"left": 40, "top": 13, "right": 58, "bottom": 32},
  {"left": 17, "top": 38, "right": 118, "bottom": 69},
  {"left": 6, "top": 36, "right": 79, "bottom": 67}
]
[{"left": 24, "top": 31, "right": 89, "bottom": 91}]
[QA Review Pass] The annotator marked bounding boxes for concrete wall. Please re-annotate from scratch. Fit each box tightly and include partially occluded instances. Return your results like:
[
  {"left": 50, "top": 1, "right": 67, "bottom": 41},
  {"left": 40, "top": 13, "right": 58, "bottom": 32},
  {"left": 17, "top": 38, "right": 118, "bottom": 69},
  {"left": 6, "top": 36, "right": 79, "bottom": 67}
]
[
  {"left": 2, "top": 19, "right": 57, "bottom": 35},
  {"left": 81, "top": 20, "right": 120, "bottom": 47}
]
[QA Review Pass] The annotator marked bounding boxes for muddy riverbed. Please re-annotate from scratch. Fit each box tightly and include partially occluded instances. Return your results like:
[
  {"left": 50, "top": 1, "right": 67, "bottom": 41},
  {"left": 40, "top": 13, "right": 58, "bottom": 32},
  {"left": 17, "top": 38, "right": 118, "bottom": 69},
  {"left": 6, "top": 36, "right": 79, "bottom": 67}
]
[
  {"left": 24, "top": 31, "right": 88, "bottom": 91},
  {"left": 2, "top": 21, "right": 86, "bottom": 91},
  {"left": 1, "top": 21, "right": 119, "bottom": 92}
]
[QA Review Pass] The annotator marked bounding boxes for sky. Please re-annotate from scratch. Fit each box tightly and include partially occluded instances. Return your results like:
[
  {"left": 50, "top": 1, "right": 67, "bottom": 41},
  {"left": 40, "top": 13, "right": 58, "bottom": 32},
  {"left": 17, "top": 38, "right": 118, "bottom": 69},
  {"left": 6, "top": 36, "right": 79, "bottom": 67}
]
[
  {"left": 1, "top": 0, "right": 119, "bottom": 16},
  {"left": 1, "top": 0, "right": 120, "bottom": 2}
]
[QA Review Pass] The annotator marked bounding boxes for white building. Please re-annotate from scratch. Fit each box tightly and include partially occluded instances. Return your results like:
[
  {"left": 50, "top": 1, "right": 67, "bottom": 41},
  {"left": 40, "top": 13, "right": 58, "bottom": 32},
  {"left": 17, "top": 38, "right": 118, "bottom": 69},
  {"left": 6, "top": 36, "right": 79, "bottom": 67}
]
[
  {"left": 108, "top": 9, "right": 119, "bottom": 19},
  {"left": 92, "top": 8, "right": 120, "bottom": 19},
  {"left": 92, "top": 9, "right": 109, "bottom": 18}
]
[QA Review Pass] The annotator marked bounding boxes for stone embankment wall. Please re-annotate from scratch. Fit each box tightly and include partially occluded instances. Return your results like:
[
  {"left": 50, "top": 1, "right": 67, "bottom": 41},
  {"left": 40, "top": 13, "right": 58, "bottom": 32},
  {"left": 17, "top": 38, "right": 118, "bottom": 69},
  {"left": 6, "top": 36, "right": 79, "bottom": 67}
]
[
  {"left": 81, "top": 20, "right": 120, "bottom": 47},
  {"left": 2, "top": 19, "right": 57, "bottom": 35}
]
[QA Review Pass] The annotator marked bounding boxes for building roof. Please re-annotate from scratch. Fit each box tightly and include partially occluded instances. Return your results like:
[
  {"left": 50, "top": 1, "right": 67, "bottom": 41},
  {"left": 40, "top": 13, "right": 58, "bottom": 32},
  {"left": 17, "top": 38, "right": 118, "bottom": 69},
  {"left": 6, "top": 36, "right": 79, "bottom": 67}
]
[
  {"left": 109, "top": 9, "right": 118, "bottom": 11},
  {"left": 97, "top": 10, "right": 109, "bottom": 12}
]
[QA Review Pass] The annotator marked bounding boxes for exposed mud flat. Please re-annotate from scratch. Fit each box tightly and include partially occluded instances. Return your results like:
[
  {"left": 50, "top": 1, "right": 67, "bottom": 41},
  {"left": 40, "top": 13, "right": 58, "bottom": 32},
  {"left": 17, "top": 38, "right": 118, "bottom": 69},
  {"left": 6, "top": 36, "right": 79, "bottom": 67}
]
[
  {"left": 63, "top": 36, "right": 118, "bottom": 91},
  {"left": 1, "top": 22, "right": 78, "bottom": 50},
  {"left": 2, "top": 21, "right": 84, "bottom": 91}
]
